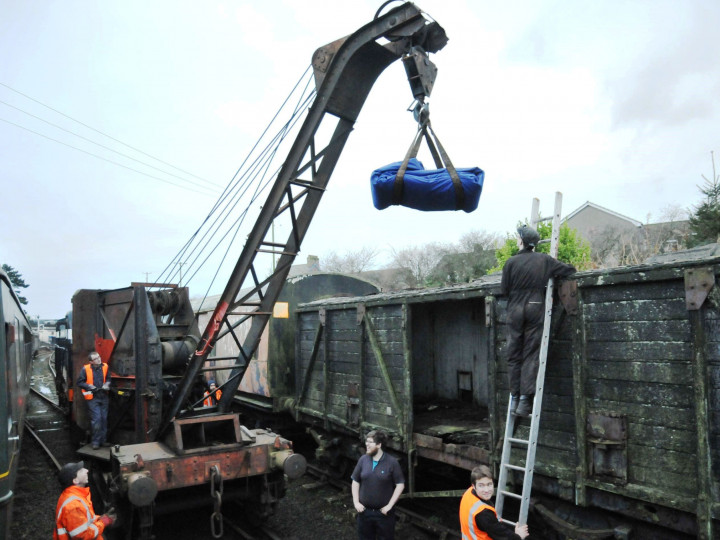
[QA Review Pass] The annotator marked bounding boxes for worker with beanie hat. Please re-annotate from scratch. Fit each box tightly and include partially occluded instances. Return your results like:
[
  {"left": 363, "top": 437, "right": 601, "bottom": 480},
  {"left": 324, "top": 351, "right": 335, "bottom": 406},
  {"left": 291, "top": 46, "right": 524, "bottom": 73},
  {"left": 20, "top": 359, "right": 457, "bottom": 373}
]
[
  {"left": 203, "top": 380, "right": 223, "bottom": 407},
  {"left": 501, "top": 224, "right": 576, "bottom": 417},
  {"left": 54, "top": 461, "right": 115, "bottom": 539}
]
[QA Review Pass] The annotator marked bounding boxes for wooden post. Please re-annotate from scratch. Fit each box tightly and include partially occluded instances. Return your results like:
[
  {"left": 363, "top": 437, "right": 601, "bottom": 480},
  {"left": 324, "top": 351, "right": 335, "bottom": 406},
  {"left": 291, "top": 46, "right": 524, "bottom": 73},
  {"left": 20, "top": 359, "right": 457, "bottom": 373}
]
[{"left": 571, "top": 288, "right": 588, "bottom": 506}]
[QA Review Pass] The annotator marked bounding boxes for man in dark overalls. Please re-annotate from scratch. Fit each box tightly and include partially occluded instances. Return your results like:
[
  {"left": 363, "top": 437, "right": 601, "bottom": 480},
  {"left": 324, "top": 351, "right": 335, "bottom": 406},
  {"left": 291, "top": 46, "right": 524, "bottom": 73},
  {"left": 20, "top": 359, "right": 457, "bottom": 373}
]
[{"left": 501, "top": 225, "right": 576, "bottom": 417}]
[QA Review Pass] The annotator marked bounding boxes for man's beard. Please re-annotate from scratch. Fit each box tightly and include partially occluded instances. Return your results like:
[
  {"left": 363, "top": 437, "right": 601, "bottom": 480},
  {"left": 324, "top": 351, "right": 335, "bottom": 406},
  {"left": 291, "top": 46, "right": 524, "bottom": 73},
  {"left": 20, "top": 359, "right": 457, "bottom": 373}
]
[{"left": 367, "top": 447, "right": 379, "bottom": 457}]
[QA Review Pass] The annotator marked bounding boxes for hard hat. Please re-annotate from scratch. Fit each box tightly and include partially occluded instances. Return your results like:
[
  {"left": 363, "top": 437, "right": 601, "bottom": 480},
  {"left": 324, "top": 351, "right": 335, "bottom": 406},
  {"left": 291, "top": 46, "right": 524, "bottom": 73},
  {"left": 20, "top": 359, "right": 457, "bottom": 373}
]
[{"left": 517, "top": 225, "right": 540, "bottom": 247}]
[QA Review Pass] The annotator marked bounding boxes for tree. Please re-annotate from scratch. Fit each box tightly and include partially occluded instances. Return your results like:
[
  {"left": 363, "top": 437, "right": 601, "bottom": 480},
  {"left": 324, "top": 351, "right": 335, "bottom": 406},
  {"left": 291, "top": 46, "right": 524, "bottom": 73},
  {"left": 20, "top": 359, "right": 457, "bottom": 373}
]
[
  {"left": 321, "top": 246, "right": 379, "bottom": 273},
  {"left": 488, "top": 222, "right": 592, "bottom": 273},
  {"left": 424, "top": 230, "right": 502, "bottom": 286},
  {"left": 1, "top": 264, "right": 29, "bottom": 305},
  {"left": 389, "top": 242, "right": 451, "bottom": 288},
  {"left": 458, "top": 230, "right": 503, "bottom": 253},
  {"left": 688, "top": 151, "right": 720, "bottom": 247}
]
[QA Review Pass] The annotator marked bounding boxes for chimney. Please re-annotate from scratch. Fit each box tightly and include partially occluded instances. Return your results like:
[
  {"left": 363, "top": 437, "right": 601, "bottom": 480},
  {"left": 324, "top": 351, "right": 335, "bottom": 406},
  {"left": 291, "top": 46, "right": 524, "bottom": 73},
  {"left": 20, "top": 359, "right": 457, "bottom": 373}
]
[{"left": 307, "top": 255, "right": 320, "bottom": 272}]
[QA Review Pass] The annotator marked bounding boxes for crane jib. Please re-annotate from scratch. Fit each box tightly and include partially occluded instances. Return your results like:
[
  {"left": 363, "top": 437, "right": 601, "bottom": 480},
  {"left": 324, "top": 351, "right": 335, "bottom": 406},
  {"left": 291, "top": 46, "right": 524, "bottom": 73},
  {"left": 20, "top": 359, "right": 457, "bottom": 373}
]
[{"left": 161, "top": 1, "right": 449, "bottom": 432}]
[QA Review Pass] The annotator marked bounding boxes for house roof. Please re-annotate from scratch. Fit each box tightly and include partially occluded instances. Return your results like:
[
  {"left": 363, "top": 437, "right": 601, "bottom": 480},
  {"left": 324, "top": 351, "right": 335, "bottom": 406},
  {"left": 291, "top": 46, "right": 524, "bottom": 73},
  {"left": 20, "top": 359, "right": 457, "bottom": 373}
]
[{"left": 563, "top": 201, "right": 643, "bottom": 227}]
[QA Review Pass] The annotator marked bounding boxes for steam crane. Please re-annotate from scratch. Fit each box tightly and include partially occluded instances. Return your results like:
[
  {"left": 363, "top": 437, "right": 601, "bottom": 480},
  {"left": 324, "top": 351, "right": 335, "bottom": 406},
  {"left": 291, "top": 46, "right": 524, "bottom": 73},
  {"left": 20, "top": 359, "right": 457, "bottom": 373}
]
[
  {"left": 163, "top": 1, "right": 448, "bottom": 427},
  {"left": 68, "top": 3, "right": 448, "bottom": 538}
]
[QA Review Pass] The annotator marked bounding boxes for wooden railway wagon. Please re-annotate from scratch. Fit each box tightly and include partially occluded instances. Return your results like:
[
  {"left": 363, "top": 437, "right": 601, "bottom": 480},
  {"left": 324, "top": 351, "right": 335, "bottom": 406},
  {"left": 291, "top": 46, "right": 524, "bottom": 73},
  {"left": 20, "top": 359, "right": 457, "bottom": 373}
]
[{"left": 293, "top": 252, "right": 720, "bottom": 539}]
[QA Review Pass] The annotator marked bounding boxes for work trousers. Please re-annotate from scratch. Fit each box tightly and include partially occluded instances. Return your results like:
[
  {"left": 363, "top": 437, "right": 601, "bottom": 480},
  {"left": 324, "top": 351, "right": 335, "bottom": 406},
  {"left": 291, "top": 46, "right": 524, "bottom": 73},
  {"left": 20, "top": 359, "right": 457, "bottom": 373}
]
[
  {"left": 87, "top": 395, "right": 109, "bottom": 446},
  {"left": 357, "top": 509, "right": 396, "bottom": 540},
  {"left": 506, "top": 299, "right": 544, "bottom": 396}
]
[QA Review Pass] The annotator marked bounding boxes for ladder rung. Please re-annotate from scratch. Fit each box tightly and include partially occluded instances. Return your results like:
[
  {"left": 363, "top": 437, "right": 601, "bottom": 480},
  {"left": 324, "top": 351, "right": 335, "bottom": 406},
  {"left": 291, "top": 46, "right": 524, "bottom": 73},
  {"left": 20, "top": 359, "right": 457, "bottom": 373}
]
[
  {"left": 504, "top": 464, "right": 526, "bottom": 472},
  {"left": 260, "top": 241, "right": 286, "bottom": 248},
  {"left": 508, "top": 437, "right": 529, "bottom": 445},
  {"left": 500, "top": 518, "right": 517, "bottom": 526},
  {"left": 499, "top": 490, "right": 522, "bottom": 500}
]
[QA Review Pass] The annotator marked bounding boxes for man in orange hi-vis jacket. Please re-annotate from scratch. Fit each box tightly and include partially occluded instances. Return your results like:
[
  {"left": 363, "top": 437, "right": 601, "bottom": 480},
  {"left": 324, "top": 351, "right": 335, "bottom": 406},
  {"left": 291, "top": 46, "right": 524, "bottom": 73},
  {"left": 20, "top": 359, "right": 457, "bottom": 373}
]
[{"left": 54, "top": 461, "right": 115, "bottom": 540}]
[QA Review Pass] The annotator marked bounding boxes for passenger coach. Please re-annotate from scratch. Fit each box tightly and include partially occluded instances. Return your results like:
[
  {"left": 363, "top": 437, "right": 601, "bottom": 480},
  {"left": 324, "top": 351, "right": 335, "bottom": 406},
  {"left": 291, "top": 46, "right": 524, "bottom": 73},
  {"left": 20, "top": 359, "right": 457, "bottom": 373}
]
[{"left": 0, "top": 269, "right": 34, "bottom": 537}]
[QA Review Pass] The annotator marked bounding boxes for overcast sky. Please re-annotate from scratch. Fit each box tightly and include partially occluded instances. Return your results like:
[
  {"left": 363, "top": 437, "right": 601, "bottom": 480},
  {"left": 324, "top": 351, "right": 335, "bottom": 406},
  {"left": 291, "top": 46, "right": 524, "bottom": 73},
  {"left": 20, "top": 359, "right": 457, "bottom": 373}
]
[{"left": 2, "top": 0, "right": 719, "bottom": 318}]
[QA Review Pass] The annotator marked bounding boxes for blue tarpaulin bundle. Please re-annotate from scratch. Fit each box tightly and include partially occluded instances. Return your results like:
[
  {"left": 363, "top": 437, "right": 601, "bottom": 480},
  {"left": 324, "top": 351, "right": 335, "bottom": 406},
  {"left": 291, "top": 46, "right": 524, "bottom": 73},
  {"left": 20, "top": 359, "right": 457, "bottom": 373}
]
[
  {"left": 369, "top": 119, "right": 484, "bottom": 213},
  {"left": 371, "top": 158, "right": 484, "bottom": 213}
]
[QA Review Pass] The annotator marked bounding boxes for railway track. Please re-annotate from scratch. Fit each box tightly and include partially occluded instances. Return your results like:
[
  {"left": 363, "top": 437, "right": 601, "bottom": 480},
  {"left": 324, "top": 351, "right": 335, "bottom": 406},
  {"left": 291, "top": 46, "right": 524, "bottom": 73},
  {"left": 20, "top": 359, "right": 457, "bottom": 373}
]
[
  {"left": 16, "top": 350, "right": 459, "bottom": 539},
  {"left": 13, "top": 350, "right": 288, "bottom": 540},
  {"left": 305, "top": 462, "right": 462, "bottom": 540}
]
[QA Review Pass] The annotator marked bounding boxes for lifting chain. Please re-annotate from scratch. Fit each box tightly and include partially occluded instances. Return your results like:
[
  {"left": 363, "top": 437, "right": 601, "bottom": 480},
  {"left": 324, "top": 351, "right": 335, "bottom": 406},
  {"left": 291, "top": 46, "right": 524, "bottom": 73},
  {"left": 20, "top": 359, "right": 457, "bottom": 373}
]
[{"left": 210, "top": 465, "right": 224, "bottom": 538}]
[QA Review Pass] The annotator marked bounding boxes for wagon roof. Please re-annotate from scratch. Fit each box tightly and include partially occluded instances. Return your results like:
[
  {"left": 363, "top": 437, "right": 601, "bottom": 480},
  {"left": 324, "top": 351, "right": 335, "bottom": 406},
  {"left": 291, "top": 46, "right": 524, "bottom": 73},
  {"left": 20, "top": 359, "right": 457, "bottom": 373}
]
[{"left": 298, "top": 250, "right": 720, "bottom": 310}]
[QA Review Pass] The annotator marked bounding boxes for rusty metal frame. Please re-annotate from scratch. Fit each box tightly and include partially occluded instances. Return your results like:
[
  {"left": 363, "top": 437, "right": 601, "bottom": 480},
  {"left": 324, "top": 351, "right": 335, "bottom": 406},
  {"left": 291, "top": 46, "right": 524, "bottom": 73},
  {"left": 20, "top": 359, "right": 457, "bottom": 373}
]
[
  {"left": 684, "top": 267, "right": 715, "bottom": 310},
  {"left": 558, "top": 280, "right": 579, "bottom": 315}
]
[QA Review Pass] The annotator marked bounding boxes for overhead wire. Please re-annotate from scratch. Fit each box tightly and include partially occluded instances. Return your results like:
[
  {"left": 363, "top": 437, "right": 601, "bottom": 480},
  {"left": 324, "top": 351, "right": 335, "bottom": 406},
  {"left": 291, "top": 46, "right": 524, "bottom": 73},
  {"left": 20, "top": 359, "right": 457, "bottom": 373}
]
[
  {"left": 0, "top": 81, "right": 218, "bottom": 189},
  {"left": 0, "top": 116, "right": 217, "bottom": 197},
  {"left": 0, "top": 98, "right": 223, "bottom": 193}
]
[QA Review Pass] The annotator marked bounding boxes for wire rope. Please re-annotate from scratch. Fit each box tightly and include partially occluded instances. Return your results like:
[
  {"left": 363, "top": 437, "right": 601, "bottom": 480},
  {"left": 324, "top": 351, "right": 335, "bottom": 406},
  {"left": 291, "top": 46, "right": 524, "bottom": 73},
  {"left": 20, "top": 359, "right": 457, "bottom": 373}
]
[{"left": 153, "top": 67, "right": 317, "bottom": 312}]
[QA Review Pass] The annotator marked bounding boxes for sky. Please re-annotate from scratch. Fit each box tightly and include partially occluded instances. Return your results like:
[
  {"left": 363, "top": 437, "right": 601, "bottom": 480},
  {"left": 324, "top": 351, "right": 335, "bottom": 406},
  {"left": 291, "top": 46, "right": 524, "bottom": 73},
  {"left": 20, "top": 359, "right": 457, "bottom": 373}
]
[{"left": 1, "top": 0, "right": 719, "bottom": 318}]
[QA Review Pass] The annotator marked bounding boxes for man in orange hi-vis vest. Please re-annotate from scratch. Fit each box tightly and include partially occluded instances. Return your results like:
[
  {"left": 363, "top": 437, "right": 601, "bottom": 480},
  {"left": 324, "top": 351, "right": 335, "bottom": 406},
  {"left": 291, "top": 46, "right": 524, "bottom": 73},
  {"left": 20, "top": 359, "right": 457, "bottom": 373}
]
[
  {"left": 76, "top": 352, "right": 111, "bottom": 450},
  {"left": 459, "top": 465, "right": 529, "bottom": 540},
  {"left": 54, "top": 461, "right": 115, "bottom": 540},
  {"left": 203, "top": 380, "right": 222, "bottom": 407}
]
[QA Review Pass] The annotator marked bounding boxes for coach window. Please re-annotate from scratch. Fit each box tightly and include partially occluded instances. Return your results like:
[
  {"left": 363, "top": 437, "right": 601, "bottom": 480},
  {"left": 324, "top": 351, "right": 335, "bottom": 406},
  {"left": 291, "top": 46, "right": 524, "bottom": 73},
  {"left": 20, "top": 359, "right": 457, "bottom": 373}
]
[{"left": 15, "top": 317, "right": 22, "bottom": 383}]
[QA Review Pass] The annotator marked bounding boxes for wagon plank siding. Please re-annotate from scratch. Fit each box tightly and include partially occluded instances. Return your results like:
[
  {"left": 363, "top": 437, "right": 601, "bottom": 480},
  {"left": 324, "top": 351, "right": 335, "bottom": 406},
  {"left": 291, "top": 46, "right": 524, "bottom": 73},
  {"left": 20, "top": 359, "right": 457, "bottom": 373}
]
[
  {"left": 584, "top": 298, "right": 688, "bottom": 322},
  {"left": 294, "top": 257, "right": 720, "bottom": 537},
  {"left": 708, "top": 305, "right": 720, "bottom": 501},
  {"left": 587, "top": 320, "right": 690, "bottom": 342}
]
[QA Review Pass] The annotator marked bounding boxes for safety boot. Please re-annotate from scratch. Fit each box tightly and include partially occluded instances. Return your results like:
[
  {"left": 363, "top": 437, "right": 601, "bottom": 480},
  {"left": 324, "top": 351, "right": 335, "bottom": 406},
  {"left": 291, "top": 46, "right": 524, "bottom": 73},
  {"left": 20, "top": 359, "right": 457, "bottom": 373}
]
[
  {"left": 509, "top": 395, "right": 520, "bottom": 414},
  {"left": 514, "top": 395, "right": 532, "bottom": 417}
]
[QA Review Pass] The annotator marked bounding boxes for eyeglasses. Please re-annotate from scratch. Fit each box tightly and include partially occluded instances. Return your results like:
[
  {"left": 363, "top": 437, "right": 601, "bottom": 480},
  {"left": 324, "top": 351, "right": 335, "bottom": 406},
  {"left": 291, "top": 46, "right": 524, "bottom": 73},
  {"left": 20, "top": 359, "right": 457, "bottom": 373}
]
[{"left": 365, "top": 440, "right": 376, "bottom": 445}]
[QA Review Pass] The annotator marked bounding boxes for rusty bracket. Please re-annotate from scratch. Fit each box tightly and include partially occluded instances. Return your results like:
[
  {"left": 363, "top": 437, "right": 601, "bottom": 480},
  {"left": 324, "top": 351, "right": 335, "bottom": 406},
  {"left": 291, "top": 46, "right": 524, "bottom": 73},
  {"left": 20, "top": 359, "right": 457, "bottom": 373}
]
[
  {"left": 558, "top": 280, "right": 579, "bottom": 315},
  {"left": 684, "top": 267, "right": 715, "bottom": 310},
  {"left": 484, "top": 297, "right": 494, "bottom": 327},
  {"left": 356, "top": 304, "right": 366, "bottom": 325}
]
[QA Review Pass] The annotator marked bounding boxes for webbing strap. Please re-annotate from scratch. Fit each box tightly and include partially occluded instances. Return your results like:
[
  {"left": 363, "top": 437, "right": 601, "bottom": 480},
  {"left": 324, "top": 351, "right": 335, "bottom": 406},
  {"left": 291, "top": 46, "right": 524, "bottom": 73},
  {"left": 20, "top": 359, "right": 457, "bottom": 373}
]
[
  {"left": 392, "top": 121, "right": 465, "bottom": 210},
  {"left": 392, "top": 124, "right": 426, "bottom": 204},
  {"left": 427, "top": 123, "right": 464, "bottom": 210}
]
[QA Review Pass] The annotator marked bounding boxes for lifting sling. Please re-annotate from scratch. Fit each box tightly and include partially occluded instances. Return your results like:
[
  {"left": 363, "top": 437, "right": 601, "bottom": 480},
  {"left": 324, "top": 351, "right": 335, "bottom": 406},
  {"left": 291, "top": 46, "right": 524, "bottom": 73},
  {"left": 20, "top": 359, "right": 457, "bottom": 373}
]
[{"left": 370, "top": 120, "right": 484, "bottom": 213}]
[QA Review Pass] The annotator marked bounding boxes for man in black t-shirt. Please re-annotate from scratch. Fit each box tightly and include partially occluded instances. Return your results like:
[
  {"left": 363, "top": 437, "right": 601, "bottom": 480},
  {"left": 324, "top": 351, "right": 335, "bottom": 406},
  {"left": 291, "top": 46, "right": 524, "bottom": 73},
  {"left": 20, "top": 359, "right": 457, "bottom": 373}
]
[{"left": 351, "top": 430, "right": 405, "bottom": 539}]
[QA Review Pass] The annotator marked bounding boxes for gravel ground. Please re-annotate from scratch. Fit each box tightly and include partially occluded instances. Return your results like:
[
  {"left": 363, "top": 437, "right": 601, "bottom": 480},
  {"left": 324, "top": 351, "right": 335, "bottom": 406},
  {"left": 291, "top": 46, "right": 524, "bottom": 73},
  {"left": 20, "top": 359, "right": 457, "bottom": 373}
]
[
  {"left": 13, "top": 355, "right": 443, "bottom": 539},
  {"left": 266, "top": 475, "right": 437, "bottom": 540},
  {"left": 12, "top": 351, "right": 72, "bottom": 539}
]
